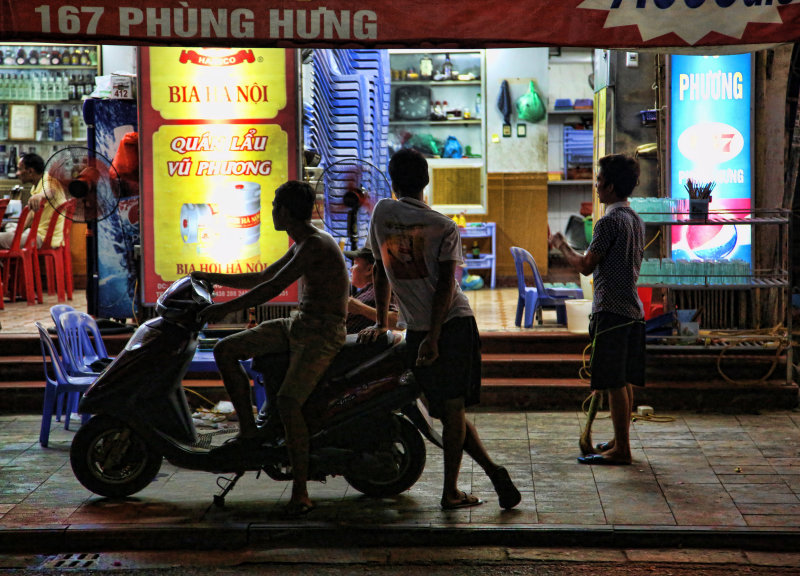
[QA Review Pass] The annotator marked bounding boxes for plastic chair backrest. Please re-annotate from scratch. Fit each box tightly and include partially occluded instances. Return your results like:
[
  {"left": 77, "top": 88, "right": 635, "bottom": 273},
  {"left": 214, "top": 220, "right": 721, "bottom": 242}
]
[
  {"left": 59, "top": 311, "right": 108, "bottom": 375},
  {"left": 511, "top": 246, "right": 547, "bottom": 294},
  {"left": 519, "top": 247, "right": 547, "bottom": 294},
  {"left": 50, "top": 304, "right": 77, "bottom": 370},
  {"left": 40, "top": 200, "right": 72, "bottom": 249},
  {"left": 1, "top": 206, "right": 30, "bottom": 252},
  {"left": 22, "top": 203, "right": 45, "bottom": 252},
  {"left": 0, "top": 198, "right": 9, "bottom": 221},
  {"left": 35, "top": 321, "right": 74, "bottom": 386},
  {"left": 510, "top": 247, "right": 529, "bottom": 298}
]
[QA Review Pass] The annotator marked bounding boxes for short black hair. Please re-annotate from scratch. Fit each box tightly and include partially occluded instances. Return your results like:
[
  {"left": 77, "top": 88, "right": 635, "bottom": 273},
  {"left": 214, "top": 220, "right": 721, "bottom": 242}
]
[
  {"left": 274, "top": 180, "right": 315, "bottom": 221},
  {"left": 20, "top": 153, "right": 45, "bottom": 175},
  {"left": 388, "top": 149, "right": 429, "bottom": 197},
  {"left": 598, "top": 154, "right": 640, "bottom": 199}
]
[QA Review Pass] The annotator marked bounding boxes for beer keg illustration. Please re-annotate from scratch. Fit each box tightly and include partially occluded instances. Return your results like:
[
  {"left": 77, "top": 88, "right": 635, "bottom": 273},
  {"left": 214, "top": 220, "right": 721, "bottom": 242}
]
[{"left": 180, "top": 182, "right": 261, "bottom": 262}]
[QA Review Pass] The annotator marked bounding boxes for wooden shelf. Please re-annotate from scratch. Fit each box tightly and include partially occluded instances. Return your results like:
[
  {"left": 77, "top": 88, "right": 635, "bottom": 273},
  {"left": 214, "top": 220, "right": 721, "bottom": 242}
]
[
  {"left": 389, "top": 119, "right": 482, "bottom": 125},
  {"left": 547, "top": 179, "right": 593, "bottom": 186},
  {"left": 549, "top": 108, "right": 594, "bottom": 116}
]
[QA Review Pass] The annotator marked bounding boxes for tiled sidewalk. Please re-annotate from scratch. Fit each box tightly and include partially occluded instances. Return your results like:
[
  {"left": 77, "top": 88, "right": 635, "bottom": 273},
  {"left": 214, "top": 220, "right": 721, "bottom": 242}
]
[{"left": 1, "top": 409, "right": 800, "bottom": 552}]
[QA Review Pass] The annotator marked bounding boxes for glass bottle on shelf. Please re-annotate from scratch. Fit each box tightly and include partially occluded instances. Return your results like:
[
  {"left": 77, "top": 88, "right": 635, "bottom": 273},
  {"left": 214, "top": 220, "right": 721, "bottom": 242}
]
[
  {"left": 70, "top": 105, "right": 80, "bottom": 140},
  {"left": 39, "top": 48, "right": 50, "bottom": 66},
  {"left": 7, "top": 146, "right": 18, "bottom": 179},
  {"left": 68, "top": 72, "right": 77, "bottom": 100},
  {"left": 3, "top": 49, "right": 13, "bottom": 65},
  {"left": 420, "top": 55, "right": 433, "bottom": 80},
  {"left": 83, "top": 74, "right": 93, "bottom": 96},
  {"left": 28, "top": 49, "right": 39, "bottom": 65},
  {"left": 37, "top": 104, "right": 48, "bottom": 141},
  {"left": 31, "top": 73, "right": 41, "bottom": 100},
  {"left": 88, "top": 47, "right": 98, "bottom": 66},
  {"left": 47, "top": 109, "right": 55, "bottom": 140},
  {"left": 0, "top": 146, "right": 7, "bottom": 177},
  {"left": 80, "top": 48, "right": 90, "bottom": 66},
  {"left": 70, "top": 48, "right": 80, "bottom": 66},
  {"left": 0, "top": 104, "right": 7, "bottom": 140},
  {"left": 61, "top": 48, "right": 71, "bottom": 66},
  {"left": 62, "top": 109, "right": 72, "bottom": 140},
  {"left": 53, "top": 108, "right": 63, "bottom": 141},
  {"left": 50, "top": 49, "right": 61, "bottom": 65},
  {"left": 15, "top": 47, "right": 27, "bottom": 66},
  {"left": 442, "top": 53, "right": 453, "bottom": 79}
]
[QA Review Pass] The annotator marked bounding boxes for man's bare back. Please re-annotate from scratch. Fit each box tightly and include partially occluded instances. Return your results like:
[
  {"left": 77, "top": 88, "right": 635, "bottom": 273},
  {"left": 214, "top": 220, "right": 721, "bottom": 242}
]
[{"left": 294, "top": 229, "right": 349, "bottom": 318}]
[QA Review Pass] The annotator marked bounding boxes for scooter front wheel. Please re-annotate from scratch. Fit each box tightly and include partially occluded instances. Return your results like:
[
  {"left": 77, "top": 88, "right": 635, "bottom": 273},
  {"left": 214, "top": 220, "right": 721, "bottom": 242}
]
[{"left": 70, "top": 415, "right": 162, "bottom": 498}]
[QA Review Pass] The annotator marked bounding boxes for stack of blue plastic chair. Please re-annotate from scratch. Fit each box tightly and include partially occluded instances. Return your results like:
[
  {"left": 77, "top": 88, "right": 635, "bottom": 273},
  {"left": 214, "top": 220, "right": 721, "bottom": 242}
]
[
  {"left": 58, "top": 311, "right": 112, "bottom": 376},
  {"left": 35, "top": 322, "right": 95, "bottom": 447},
  {"left": 308, "top": 49, "right": 391, "bottom": 243},
  {"left": 563, "top": 126, "right": 593, "bottom": 179},
  {"left": 50, "top": 306, "right": 111, "bottom": 425},
  {"left": 511, "top": 247, "right": 584, "bottom": 328}
]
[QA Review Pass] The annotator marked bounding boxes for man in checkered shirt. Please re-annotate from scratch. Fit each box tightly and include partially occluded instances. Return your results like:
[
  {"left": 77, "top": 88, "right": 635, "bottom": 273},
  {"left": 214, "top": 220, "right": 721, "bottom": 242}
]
[{"left": 552, "top": 154, "right": 645, "bottom": 466}]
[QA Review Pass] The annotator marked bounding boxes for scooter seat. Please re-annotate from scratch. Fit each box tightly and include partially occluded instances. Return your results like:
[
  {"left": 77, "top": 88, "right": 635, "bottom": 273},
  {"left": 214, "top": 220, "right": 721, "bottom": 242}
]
[{"left": 251, "top": 331, "right": 398, "bottom": 391}]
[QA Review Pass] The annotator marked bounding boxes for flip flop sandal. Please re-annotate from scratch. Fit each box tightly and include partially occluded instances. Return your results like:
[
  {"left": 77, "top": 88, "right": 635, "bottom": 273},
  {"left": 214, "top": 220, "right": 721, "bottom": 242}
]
[
  {"left": 284, "top": 501, "right": 315, "bottom": 518},
  {"left": 441, "top": 492, "right": 484, "bottom": 510},
  {"left": 577, "top": 454, "right": 631, "bottom": 465},
  {"left": 489, "top": 466, "right": 522, "bottom": 509},
  {"left": 595, "top": 441, "right": 613, "bottom": 452}
]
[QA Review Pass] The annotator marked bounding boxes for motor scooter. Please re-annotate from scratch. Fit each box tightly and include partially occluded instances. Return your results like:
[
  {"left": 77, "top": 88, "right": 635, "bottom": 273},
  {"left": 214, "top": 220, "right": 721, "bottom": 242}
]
[{"left": 70, "top": 276, "right": 441, "bottom": 506}]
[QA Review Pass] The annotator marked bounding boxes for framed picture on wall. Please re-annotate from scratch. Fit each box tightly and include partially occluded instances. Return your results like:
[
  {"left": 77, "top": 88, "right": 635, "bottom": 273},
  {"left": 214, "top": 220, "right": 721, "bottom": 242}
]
[{"left": 9, "top": 104, "right": 36, "bottom": 140}]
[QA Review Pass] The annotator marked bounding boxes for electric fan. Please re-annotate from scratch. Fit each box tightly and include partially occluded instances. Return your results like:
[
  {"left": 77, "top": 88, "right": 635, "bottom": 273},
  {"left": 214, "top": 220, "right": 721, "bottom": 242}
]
[
  {"left": 41, "top": 146, "right": 121, "bottom": 224},
  {"left": 313, "top": 157, "right": 391, "bottom": 251},
  {"left": 41, "top": 146, "right": 129, "bottom": 331}
]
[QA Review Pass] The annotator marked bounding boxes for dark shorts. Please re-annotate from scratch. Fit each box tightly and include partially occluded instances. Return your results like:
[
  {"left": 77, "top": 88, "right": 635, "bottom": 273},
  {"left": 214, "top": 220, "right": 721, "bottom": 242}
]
[
  {"left": 405, "top": 316, "right": 481, "bottom": 419},
  {"left": 589, "top": 311, "right": 646, "bottom": 390}
]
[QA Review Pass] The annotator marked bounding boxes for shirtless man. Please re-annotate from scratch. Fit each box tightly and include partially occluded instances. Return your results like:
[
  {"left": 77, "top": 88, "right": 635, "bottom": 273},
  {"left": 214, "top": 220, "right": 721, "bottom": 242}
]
[{"left": 192, "top": 180, "right": 349, "bottom": 516}]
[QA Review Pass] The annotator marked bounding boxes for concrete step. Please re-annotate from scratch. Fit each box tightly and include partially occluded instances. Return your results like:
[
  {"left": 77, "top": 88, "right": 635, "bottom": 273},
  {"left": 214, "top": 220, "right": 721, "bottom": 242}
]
[
  {"left": 4, "top": 376, "right": 796, "bottom": 413},
  {"left": 479, "top": 377, "right": 798, "bottom": 412}
]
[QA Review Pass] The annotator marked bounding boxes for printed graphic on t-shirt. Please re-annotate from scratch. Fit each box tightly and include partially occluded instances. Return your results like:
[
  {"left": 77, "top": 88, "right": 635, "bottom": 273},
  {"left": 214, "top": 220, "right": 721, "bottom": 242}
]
[{"left": 383, "top": 228, "right": 428, "bottom": 280}]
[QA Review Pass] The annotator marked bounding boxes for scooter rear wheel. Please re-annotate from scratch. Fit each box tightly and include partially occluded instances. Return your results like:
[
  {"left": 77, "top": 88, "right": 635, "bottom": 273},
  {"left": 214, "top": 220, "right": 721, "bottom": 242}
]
[
  {"left": 70, "top": 415, "right": 162, "bottom": 498},
  {"left": 344, "top": 415, "right": 426, "bottom": 498}
]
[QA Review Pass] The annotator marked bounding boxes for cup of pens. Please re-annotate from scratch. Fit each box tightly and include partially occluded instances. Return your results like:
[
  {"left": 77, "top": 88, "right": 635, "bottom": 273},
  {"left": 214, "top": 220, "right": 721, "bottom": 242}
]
[{"left": 685, "top": 179, "right": 715, "bottom": 222}]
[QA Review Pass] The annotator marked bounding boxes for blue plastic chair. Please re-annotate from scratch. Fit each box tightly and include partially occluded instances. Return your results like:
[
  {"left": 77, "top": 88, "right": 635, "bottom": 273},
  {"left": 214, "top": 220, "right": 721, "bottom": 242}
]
[
  {"left": 58, "top": 311, "right": 111, "bottom": 377},
  {"left": 49, "top": 304, "right": 78, "bottom": 419},
  {"left": 511, "top": 247, "right": 583, "bottom": 327},
  {"left": 34, "top": 322, "right": 95, "bottom": 447}
]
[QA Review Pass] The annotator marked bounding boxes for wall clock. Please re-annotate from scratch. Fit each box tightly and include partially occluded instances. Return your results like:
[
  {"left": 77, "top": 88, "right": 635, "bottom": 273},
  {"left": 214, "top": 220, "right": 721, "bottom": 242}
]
[{"left": 395, "top": 85, "right": 432, "bottom": 120}]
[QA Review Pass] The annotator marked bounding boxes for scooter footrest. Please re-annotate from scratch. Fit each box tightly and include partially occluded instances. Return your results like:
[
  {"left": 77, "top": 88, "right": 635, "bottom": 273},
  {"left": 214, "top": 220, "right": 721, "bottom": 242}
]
[{"left": 191, "top": 432, "right": 216, "bottom": 449}]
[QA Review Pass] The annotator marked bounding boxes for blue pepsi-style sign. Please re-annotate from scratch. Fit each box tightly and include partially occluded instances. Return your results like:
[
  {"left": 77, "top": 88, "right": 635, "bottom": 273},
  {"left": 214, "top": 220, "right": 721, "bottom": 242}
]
[{"left": 669, "top": 53, "right": 752, "bottom": 264}]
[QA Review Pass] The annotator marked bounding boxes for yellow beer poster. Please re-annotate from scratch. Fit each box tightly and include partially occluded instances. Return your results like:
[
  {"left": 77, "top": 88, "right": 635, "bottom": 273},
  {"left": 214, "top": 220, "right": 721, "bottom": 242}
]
[{"left": 140, "top": 47, "right": 298, "bottom": 303}]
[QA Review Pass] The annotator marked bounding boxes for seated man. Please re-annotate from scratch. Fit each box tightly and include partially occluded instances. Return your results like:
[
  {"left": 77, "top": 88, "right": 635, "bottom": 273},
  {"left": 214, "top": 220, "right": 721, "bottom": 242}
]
[
  {"left": 192, "top": 180, "right": 349, "bottom": 517},
  {"left": 344, "top": 246, "right": 399, "bottom": 334},
  {"left": 0, "top": 153, "right": 65, "bottom": 247}
]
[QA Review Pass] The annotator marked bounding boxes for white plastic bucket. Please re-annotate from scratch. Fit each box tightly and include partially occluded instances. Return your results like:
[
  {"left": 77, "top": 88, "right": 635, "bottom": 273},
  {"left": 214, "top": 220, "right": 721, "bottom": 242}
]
[{"left": 565, "top": 299, "right": 592, "bottom": 334}]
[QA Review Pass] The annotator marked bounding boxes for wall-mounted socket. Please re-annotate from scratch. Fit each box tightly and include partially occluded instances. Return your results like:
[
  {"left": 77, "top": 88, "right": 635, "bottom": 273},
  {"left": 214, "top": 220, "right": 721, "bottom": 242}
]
[{"left": 626, "top": 52, "right": 639, "bottom": 68}]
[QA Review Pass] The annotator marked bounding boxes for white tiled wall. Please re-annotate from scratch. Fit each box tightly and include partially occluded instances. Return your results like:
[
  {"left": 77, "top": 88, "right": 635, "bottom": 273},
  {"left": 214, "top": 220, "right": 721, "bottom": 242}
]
[
  {"left": 547, "top": 182, "right": 593, "bottom": 237},
  {"left": 546, "top": 49, "right": 595, "bottom": 237}
]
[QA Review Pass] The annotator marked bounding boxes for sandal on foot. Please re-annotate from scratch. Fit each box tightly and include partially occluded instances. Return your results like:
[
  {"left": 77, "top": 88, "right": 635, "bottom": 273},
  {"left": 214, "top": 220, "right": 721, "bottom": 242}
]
[
  {"left": 595, "top": 441, "right": 613, "bottom": 452},
  {"left": 441, "top": 492, "right": 484, "bottom": 510},
  {"left": 489, "top": 466, "right": 522, "bottom": 509},
  {"left": 284, "top": 501, "right": 315, "bottom": 518}
]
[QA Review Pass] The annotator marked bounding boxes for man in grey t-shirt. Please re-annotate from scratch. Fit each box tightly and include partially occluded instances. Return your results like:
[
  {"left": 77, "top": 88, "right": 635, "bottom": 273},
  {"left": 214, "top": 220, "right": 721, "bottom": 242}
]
[{"left": 360, "top": 149, "right": 520, "bottom": 510}]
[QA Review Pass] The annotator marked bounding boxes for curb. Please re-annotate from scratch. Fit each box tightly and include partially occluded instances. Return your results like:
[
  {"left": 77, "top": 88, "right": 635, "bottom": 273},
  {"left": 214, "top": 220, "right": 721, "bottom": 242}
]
[{"left": 3, "top": 523, "right": 800, "bottom": 554}]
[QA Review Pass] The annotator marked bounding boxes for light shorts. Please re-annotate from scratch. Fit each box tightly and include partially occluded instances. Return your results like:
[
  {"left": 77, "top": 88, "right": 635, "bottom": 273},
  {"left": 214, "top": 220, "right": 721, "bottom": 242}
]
[{"left": 222, "top": 310, "right": 345, "bottom": 405}]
